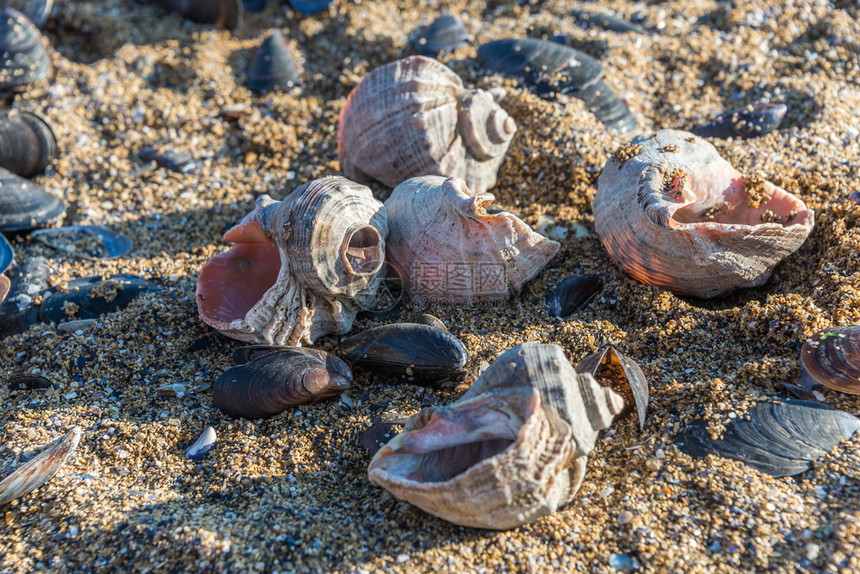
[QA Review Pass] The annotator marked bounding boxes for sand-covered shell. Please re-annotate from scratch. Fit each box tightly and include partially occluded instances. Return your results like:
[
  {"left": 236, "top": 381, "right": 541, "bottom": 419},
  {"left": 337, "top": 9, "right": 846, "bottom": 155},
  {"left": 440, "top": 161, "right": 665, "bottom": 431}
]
[
  {"left": 196, "top": 176, "right": 388, "bottom": 346},
  {"left": 368, "top": 342, "right": 624, "bottom": 530},
  {"left": 384, "top": 175, "right": 559, "bottom": 304},
  {"left": 593, "top": 130, "right": 814, "bottom": 298},
  {"left": 337, "top": 56, "right": 516, "bottom": 195}
]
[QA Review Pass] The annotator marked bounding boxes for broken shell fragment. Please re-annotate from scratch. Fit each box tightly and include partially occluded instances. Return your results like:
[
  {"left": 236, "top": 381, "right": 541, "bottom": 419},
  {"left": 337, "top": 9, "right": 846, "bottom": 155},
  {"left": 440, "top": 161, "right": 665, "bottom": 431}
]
[
  {"left": 410, "top": 13, "right": 469, "bottom": 56},
  {"left": 570, "top": 9, "right": 645, "bottom": 34},
  {"left": 0, "top": 167, "right": 64, "bottom": 233},
  {"left": 593, "top": 130, "right": 814, "bottom": 298},
  {"left": 30, "top": 225, "right": 133, "bottom": 259},
  {"left": 0, "top": 274, "right": 8, "bottom": 305},
  {"left": 0, "top": 109, "right": 57, "bottom": 177},
  {"left": 676, "top": 399, "right": 860, "bottom": 477},
  {"left": 138, "top": 146, "right": 196, "bottom": 173},
  {"left": 247, "top": 30, "right": 300, "bottom": 93},
  {"left": 337, "top": 56, "right": 516, "bottom": 195},
  {"left": 576, "top": 345, "right": 649, "bottom": 430},
  {"left": 0, "top": 7, "right": 50, "bottom": 90},
  {"left": 0, "top": 255, "right": 49, "bottom": 337},
  {"left": 691, "top": 103, "right": 787, "bottom": 140},
  {"left": 6, "top": 371, "right": 52, "bottom": 390},
  {"left": 154, "top": 0, "right": 242, "bottom": 29},
  {"left": 799, "top": 324, "right": 860, "bottom": 395},
  {"left": 368, "top": 342, "right": 624, "bottom": 530},
  {"left": 384, "top": 176, "right": 559, "bottom": 304},
  {"left": 39, "top": 274, "right": 153, "bottom": 324},
  {"left": 340, "top": 322, "right": 468, "bottom": 386},
  {"left": 0, "top": 427, "right": 81, "bottom": 506},
  {"left": 196, "top": 176, "right": 388, "bottom": 346},
  {"left": 186, "top": 426, "right": 217, "bottom": 460},
  {"left": 213, "top": 347, "right": 353, "bottom": 419},
  {"left": 0, "top": 232, "right": 12, "bottom": 273},
  {"left": 546, "top": 273, "right": 603, "bottom": 318}
]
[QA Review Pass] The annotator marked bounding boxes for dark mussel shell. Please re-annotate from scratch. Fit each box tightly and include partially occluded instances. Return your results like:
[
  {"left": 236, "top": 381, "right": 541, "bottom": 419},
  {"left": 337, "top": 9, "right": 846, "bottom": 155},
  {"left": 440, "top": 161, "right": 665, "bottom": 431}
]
[
  {"left": 6, "top": 371, "right": 52, "bottom": 390},
  {"left": 0, "top": 7, "right": 49, "bottom": 90},
  {"left": 690, "top": 103, "right": 787, "bottom": 140},
  {"left": 242, "top": 0, "right": 265, "bottom": 11},
  {"left": 416, "top": 313, "right": 446, "bottom": 331},
  {"left": 213, "top": 347, "right": 353, "bottom": 419},
  {"left": 287, "top": 0, "right": 332, "bottom": 15},
  {"left": 232, "top": 344, "right": 291, "bottom": 364},
  {"left": 477, "top": 38, "right": 636, "bottom": 132},
  {"left": 155, "top": 0, "right": 242, "bottom": 29},
  {"left": 800, "top": 324, "right": 860, "bottom": 395},
  {"left": 0, "top": 167, "right": 64, "bottom": 233},
  {"left": 38, "top": 274, "right": 154, "bottom": 324},
  {"left": 576, "top": 345, "right": 648, "bottom": 430},
  {"left": 0, "top": 255, "right": 49, "bottom": 337},
  {"left": 546, "top": 273, "right": 603, "bottom": 318},
  {"left": 1, "top": 1, "right": 52, "bottom": 28},
  {"left": 138, "top": 146, "right": 197, "bottom": 173},
  {"left": 571, "top": 9, "right": 645, "bottom": 35},
  {"left": 676, "top": 399, "right": 860, "bottom": 477},
  {"left": 0, "top": 232, "right": 12, "bottom": 273},
  {"left": 410, "top": 13, "right": 469, "bottom": 56},
  {"left": 247, "top": 31, "right": 300, "bottom": 93},
  {"left": 30, "top": 225, "right": 134, "bottom": 259},
  {"left": 341, "top": 323, "right": 469, "bottom": 386},
  {"left": 0, "top": 110, "right": 57, "bottom": 177}
]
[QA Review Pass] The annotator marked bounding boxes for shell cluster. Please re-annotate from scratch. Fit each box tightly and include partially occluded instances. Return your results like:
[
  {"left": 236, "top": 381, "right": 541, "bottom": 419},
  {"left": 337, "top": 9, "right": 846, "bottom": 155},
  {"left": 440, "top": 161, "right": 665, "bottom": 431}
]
[
  {"left": 593, "top": 129, "right": 814, "bottom": 298},
  {"left": 337, "top": 56, "right": 516, "bottom": 195},
  {"left": 368, "top": 342, "right": 624, "bottom": 530}
]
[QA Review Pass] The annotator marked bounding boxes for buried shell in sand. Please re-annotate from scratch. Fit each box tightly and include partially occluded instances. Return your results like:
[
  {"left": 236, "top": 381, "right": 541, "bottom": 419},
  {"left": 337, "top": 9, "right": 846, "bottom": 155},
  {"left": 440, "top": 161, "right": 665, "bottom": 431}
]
[
  {"left": 196, "top": 176, "right": 388, "bottom": 346},
  {"left": 368, "top": 342, "right": 624, "bottom": 530},
  {"left": 337, "top": 56, "right": 516, "bottom": 195},
  {"left": 0, "top": 427, "right": 81, "bottom": 506},
  {"left": 384, "top": 175, "right": 559, "bottom": 304},
  {"left": 593, "top": 129, "right": 814, "bottom": 298}
]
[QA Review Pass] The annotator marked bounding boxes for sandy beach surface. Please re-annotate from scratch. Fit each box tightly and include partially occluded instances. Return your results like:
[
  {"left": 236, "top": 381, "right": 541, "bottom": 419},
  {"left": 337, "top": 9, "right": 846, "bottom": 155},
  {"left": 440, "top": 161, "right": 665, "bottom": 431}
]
[{"left": 1, "top": 0, "right": 858, "bottom": 572}]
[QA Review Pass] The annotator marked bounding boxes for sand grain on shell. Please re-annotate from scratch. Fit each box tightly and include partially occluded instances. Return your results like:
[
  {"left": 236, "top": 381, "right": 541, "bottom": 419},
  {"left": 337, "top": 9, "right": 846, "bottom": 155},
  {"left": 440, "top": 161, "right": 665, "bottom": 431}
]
[{"left": 1, "top": 0, "right": 859, "bottom": 572}]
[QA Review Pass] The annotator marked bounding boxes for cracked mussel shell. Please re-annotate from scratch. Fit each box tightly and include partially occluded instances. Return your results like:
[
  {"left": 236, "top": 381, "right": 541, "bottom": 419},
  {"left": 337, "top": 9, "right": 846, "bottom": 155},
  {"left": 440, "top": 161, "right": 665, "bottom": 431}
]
[
  {"left": 0, "top": 167, "right": 64, "bottom": 233},
  {"left": 0, "top": 427, "right": 80, "bottom": 506},
  {"left": 213, "top": 347, "right": 353, "bottom": 419},
  {"left": 576, "top": 345, "right": 648, "bottom": 430},
  {"left": 410, "top": 13, "right": 469, "bottom": 56},
  {"left": 0, "top": 7, "right": 49, "bottom": 90},
  {"left": 546, "top": 273, "right": 603, "bottom": 318},
  {"left": 799, "top": 324, "right": 860, "bottom": 395},
  {"left": 676, "top": 399, "right": 860, "bottom": 477},
  {"left": 341, "top": 322, "right": 469, "bottom": 387},
  {"left": 247, "top": 30, "right": 300, "bottom": 93},
  {"left": 691, "top": 103, "right": 787, "bottom": 140},
  {"left": 154, "top": 0, "right": 242, "bottom": 29},
  {"left": 0, "top": 109, "right": 57, "bottom": 177}
]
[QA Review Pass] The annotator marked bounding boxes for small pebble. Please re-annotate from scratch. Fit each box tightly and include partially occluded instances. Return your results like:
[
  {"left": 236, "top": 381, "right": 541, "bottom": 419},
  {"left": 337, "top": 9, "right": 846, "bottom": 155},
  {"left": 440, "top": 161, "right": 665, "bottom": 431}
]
[{"left": 617, "top": 510, "right": 634, "bottom": 525}]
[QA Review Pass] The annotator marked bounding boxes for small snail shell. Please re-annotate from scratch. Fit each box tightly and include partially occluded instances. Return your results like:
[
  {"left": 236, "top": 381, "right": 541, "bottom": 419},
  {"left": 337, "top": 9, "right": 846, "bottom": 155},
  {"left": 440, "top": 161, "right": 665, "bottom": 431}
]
[
  {"left": 593, "top": 129, "right": 814, "bottom": 298},
  {"left": 337, "top": 56, "right": 516, "bottom": 194}
]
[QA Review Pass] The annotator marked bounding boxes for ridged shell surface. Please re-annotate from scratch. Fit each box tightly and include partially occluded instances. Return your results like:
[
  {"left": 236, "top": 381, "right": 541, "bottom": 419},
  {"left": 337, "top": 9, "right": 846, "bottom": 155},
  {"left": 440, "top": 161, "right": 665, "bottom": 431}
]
[
  {"left": 368, "top": 342, "right": 623, "bottom": 530},
  {"left": 337, "top": 56, "right": 516, "bottom": 195},
  {"left": 196, "top": 176, "right": 388, "bottom": 346},
  {"left": 384, "top": 175, "right": 559, "bottom": 304},
  {"left": 0, "top": 7, "right": 50, "bottom": 89},
  {"left": 593, "top": 129, "right": 814, "bottom": 298},
  {"left": 0, "top": 166, "right": 64, "bottom": 232},
  {"left": 0, "top": 110, "right": 57, "bottom": 177}
]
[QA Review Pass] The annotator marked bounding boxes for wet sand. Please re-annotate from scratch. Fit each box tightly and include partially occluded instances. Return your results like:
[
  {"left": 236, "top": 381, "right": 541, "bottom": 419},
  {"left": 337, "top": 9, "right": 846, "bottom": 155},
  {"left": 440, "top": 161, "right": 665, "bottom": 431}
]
[{"left": 1, "top": 0, "right": 858, "bottom": 572}]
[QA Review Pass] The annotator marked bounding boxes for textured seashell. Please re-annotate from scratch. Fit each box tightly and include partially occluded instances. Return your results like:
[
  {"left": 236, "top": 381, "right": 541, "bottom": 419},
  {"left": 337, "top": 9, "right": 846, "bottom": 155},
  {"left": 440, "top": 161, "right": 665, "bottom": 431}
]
[
  {"left": 340, "top": 322, "right": 468, "bottom": 386},
  {"left": 416, "top": 313, "right": 447, "bottom": 331},
  {"left": 0, "top": 8, "right": 50, "bottom": 90},
  {"left": 0, "top": 109, "right": 57, "bottom": 177},
  {"left": 0, "top": 255, "right": 49, "bottom": 337},
  {"left": 368, "top": 342, "right": 624, "bottom": 530},
  {"left": 213, "top": 347, "right": 353, "bottom": 419},
  {"left": 287, "top": 0, "right": 332, "bottom": 14},
  {"left": 0, "top": 167, "right": 64, "bottom": 233},
  {"left": 6, "top": 371, "right": 52, "bottom": 390},
  {"left": 197, "top": 176, "right": 388, "bottom": 346},
  {"left": 39, "top": 275, "right": 153, "bottom": 324},
  {"left": 0, "top": 427, "right": 80, "bottom": 506},
  {"left": 410, "top": 13, "right": 469, "bottom": 56},
  {"left": 593, "top": 130, "right": 815, "bottom": 298},
  {"left": 477, "top": 38, "right": 636, "bottom": 133},
  {"left": 337, "top": 56, "right": 516, "bottom": 195},
  {"left": 247, "top": 31, "right": 300, "bottom": 93},
  {"left": 186, "top": 426, "right": 217, "bottom": 460},
  {"left": 799, "top": 324, "right": 860, "bottom": 395},
  {"left": 0, "top": 231, "right": 12, "bottom": 273},
  {"left": 576, "top": 345, "right": 649, "bottom": 430},
  {"left": 546, "top": 273, "right": 603, "bottom": 318},
  {"left": 571, "top": 9, "right": 645, "bottom": 34},
  {"left": 155, "top": 0, "right": 242, "bottom": 29},
  {"left": 30, "top": 225, "right": 133, "bottom": 259},
  {"left": 384, "top": 175, "right": 559, "bottom": 304},
  {"left": 691, "top": 103, "right": 787, "bottom": 140},
  {"left": 1, "top": 1, "right": 52, "bottom": 28},
  {"left": 676, "top": 399, "right": 860, "bottom": 477}
]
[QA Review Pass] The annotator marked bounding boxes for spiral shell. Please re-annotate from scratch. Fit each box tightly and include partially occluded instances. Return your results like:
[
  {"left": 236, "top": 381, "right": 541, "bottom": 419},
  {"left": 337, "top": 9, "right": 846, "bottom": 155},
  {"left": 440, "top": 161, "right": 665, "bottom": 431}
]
[
  {"left": 337, "top": 56, "right": 516, "bottom": 195},
  {"left": 196, "top": 176, "right": 388, "bottom": 345},
  {"left": 368, "top": 342, "right": 624, "bottom": 530},
  {"left": 593, "top": 129, "right": 814, "bottom": 298},
  {"left": 384, "top": 175, "right": 559, "bottom": 304}
]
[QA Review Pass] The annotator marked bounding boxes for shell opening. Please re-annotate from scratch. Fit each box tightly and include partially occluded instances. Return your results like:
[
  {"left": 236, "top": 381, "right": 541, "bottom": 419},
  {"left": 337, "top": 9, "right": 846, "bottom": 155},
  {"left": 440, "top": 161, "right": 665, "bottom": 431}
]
[
  {"left": 342, "top": 224, "right": 384, "bottom": 276},
  {"left": 196, "top": 222, "right": 280, "bottom": 323}
]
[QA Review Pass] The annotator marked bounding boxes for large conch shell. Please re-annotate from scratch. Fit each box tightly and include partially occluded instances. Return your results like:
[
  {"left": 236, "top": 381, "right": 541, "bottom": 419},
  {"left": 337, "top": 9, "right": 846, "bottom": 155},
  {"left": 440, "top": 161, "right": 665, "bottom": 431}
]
[
  {"left": 593, "top": 129, "right": 814, "bottom": 298},
  {"left": 384, "top": 175, "right": 559, "bottom": 304},
  {"left": 337, "top": 56, "right": 516, "bottom": 195},
  {"left": 368, "top": 342, "right": 624, "bottom": 530},
  {"left": 196, "top": 176, "right": 387, "bottom": 345}
]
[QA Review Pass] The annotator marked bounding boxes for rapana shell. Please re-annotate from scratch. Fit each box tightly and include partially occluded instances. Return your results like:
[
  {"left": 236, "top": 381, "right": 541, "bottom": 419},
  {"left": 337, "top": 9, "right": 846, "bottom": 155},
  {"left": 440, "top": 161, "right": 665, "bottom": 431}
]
[
  {"left": 368, "top": 342, "right": 624, "bottom": 530},
  {"left": 337, "top": 56, "right": 516, "bottom": 195},
  {"left": 196, "top": 176, "right": 388, "bottom": 346},
  {"left": 384, "top": 175, "right": 559, "bottom": 304},
  {"left": 593, "top": 129, "right": 814, "bottom": 298}
]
